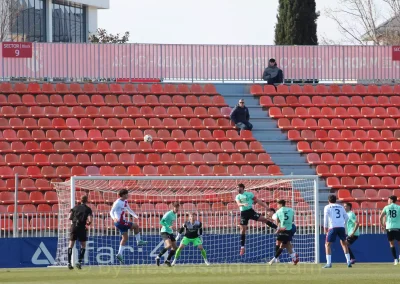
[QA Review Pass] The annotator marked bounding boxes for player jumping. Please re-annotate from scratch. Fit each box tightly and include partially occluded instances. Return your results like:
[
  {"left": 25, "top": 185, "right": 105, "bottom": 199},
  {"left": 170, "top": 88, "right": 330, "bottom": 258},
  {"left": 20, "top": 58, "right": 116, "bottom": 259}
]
[
  {"left": 156, "top": 202, "right": 180, "bottom": 267},
  {"left": 344, "top": 202, "right": 360, "bottom": 265},
  {"left": 110, "top": 189, "right": 147, "bottom": 264},
  {"left": 268, "top": 200, "right": 299, "bottom": 265},
  {"left": 172, "top": 212, "right": 210, "bottom": 266},
  {"left": 67, "top": 195, "right": 92, "bottom": 270},
  {"left": 236, "top": 183, "right": 277, "bottom": 256},
  {"left": 380, "top": 195, "right": 400, "bottom": 265},
  {"left": 323, "top": 194, "right": 351, "bottom": 268}
]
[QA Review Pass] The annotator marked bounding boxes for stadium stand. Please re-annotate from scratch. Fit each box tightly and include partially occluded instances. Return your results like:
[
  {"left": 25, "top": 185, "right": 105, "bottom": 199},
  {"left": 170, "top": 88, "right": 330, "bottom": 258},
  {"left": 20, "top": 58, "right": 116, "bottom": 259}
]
[
  {"left": 0, "top": 82, "right": 283, "bottom": 216},
  {"left": 251, "top": 83, "right": 400, "bottom": 209}
]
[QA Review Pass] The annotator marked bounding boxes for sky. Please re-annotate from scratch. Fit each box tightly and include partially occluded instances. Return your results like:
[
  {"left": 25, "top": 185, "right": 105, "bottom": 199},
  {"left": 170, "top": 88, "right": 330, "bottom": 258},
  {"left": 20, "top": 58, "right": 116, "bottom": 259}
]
[{"left": 97, "top": 0, "right": 344, "bottom": 45}]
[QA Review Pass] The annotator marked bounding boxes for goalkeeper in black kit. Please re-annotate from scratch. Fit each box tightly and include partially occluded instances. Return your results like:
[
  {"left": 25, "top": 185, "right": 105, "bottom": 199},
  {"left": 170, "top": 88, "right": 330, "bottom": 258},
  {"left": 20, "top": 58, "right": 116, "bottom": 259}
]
[{"left": 172, "top": 213, "right": 210, "bottom": 266}]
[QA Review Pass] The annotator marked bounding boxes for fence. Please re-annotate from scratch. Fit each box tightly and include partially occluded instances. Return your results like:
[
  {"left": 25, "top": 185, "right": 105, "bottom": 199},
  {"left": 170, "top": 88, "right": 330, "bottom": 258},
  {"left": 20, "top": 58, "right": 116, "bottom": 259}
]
[
  {"left": 1, "top": 43, "right": 400, "bottom": 82},
  {"left": 0, "top": 209, "right": 384, "bottom": 238}
]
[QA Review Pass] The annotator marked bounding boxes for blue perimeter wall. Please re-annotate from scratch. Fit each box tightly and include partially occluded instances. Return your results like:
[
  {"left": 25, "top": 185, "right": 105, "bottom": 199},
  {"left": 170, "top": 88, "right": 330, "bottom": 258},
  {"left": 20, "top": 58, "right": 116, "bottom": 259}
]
[{"left": 0, "top": 234, "right": 394, "bottom": 268}]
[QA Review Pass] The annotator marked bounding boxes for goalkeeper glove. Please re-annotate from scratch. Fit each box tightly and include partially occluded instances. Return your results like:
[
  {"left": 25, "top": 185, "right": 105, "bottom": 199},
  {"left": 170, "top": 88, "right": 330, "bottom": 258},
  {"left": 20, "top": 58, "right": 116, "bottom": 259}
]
[{"left": 175, "top": 233, "right": 181, "bottom": 241}]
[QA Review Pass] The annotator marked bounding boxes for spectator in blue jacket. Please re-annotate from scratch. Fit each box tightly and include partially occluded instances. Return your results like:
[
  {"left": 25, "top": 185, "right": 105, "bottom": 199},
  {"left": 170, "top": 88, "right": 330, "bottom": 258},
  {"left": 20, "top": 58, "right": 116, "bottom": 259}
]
[{"left": 230, "top": 99, "right": 253, "bottom": 133}]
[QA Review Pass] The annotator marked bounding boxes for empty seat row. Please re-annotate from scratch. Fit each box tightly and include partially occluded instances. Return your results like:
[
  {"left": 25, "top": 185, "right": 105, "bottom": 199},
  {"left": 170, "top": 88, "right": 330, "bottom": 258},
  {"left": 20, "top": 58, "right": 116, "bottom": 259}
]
[
  {"left": 327, "top": 176, "right": 400, "bottom": 188},
  {"left": 0, "top": 94, "right": 226, "bottom": 107},
  {"left": 0, "top": 140, "right": 265, "bottom": 154},
  {"left": 251, "top": 84, "right": 399, "bottom": 96},
  {"left": 0, "top": 164, "right": 281, "bottom": 178},
  {"left": 0, "top": 82, "right": 218, "bottom": 95},
  {"left": 298, "top": 140, "right": 400, "bottom": 153},
  {"left": 0, "top": 117, "right": 234, "bottom": 130},
  {"left": 317, "top": 164, "right": 400, "bottom": 177},
  {"left": 0, "top": 204, "right": 58, "bottom": 213},
  {"left": 287, "top": 129, "right": 400, "bottom": 141},
  {"left": 260, "top": 95, "right": 400, "bottom": 107},
  {"left": 0, "top": 129, "right": 254, "bottom": 142},
  {"left": 278, "top": 117, "right": 400, "bottom": 130},
  {"left": 0, "top": 106, "right": 231, "bottom": 118},
  {"left": 1, "top": 152, "right": 272, "bottom": 167},
  {"left": 0, "top": 191, "right": 57, "bottom": 204},
  {"left": 307, "top": 152, "right": 400, "bottom": 165},
  {"left": 270, "top": 106, "right": 400, "bottom": 118},
  {"left": 338, "top": 189, "right": 400, "bottom": 202},
  {"left": 0, "top": 178, "right": 52, "bottom": 191}
]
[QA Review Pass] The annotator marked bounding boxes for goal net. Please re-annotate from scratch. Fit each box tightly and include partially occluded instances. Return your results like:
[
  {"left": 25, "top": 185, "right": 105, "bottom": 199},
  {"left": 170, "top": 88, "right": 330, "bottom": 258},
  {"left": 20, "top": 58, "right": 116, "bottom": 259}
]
[{"left": 52, "top": 176, "right": 319, "bottom": 266}]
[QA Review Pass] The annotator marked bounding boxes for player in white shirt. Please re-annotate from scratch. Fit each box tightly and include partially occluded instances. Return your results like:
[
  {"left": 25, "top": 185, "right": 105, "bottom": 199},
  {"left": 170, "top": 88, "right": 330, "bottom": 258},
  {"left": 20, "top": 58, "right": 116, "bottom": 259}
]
[
  {"left": 323, "top": 195, "right": 351, "bottom": 268},
  {"left": 110, "top": 189, "right": 148, "bottom": 264}
]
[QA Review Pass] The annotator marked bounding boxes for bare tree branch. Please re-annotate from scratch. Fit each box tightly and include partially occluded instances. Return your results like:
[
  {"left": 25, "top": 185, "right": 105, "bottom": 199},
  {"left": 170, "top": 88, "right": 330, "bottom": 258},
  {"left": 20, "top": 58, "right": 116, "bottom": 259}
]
[
  {"left": 324, "top": 0, "right": 400, "bottom": 45},
  {"left": 0, "top": 0, "right": 22, "bottom": 42}
]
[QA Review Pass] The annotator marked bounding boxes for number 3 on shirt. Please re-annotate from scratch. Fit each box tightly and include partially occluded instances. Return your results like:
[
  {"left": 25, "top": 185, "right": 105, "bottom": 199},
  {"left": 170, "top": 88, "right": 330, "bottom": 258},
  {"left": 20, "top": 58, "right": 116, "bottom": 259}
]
[{"left": 335, "top": 209, "right": 341, "bottom": 218}]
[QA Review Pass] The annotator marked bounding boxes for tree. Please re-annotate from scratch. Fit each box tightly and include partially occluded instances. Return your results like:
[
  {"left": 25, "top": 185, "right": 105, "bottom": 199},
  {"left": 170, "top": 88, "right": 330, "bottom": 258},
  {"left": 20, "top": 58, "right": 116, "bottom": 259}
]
[
  {"left": 89, "top": 28, "right": 130, "bottom": 44},
  {"left": 274, "top": 0, "right": 319, "bottom": 45},
  {"left": 323, "top": 0, "right": 400, "bottom": 45},
  {"left": 0, "top": 0, "right": 22, "bottom": 42}
]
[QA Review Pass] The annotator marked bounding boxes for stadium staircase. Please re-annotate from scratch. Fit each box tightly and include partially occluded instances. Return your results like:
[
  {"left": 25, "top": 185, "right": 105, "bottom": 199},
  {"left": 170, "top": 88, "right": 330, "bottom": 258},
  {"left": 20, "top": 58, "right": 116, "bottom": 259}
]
[{"left": 216, "top": 84, "right": 330, "bottom": 207}]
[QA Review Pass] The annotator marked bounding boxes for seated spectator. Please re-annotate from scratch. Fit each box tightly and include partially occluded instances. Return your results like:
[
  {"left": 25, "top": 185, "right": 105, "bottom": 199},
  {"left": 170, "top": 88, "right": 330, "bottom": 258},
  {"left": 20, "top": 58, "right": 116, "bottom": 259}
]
[
  {"left": 262, "top": 58, "right": 283, "bottom": 85},
  {"left": 230, "top": 99, "right": 253, "bottom": 132}
]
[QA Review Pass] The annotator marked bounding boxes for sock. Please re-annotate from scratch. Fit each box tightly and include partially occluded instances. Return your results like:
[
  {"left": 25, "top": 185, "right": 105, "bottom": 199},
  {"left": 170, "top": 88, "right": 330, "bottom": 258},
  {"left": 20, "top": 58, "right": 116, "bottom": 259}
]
[
  {"left": 275, "top": 245, "right": 279, "bottom": 256},
  {"left": 326, "top": 255, "right": 331, "bottom": 265},
  {"left": 175, "top": 248, "right": 182, "bottom": 260},
  {"left": 118, "top": 245, "right": 125, "bottom": 256},
  {"left": 67, "top": 248, "right": 72, "bottom": 264},
  {"left": 345, "top": 253, "right": 350, "bottom": 263},
  {"left": 275, "top": 248, "right": 283, "bottom": 258},
  {"left": 135, "top": 233, "right": 141, "bottom": 242},
  {"left": 348, "top": 247, "right": 355, "bottom": 259},
  {"left": 167, "top": 250, "right": 176, "bottom": 261},
  {"left": 240, "top": 234, "right": 246, "bottom": 247},
  {"left": 266, "top": 221, "right": 277, "bottom": 229},
  {"left": 270, "top": 257, "right": 276, "bottom": 262},
  {"left": 158, "top": 248, "right": 168, "bottom": 258},
  {"left": 391, "top": 246, "right": 397, "bottom": 260},
  {"left": 201, "top": 249, "right": 207, "bottom": 260},
  {"left": 78, "top": 248, "right": 86, "bottom": 263}
]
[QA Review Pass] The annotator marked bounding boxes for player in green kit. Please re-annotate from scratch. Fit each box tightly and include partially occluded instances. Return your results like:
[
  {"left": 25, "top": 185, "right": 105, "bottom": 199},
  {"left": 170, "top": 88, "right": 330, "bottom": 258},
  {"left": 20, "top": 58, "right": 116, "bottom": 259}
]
[
  {"left": 156, "top": 202, "right": 180, "bottom": 267},
  {"left": 380, "top": 195, "right": 400, "bottom": 265},
  {"left": 344, "top": 202, "right": 360, "bottom": 264},
  {"left": 268, "top": 199, "right": 299, "bottom": 265},
  {"left": 235, "top": 183, "right": 278, "bottom": 256},
  {"left": 172, "top": 213, "right": 210, "bottom": 266}
]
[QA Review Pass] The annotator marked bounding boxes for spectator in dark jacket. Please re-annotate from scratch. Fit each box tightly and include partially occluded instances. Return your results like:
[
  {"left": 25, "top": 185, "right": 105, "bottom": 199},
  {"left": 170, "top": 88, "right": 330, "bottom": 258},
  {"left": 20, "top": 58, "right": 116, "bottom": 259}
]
[
  {"left": 230, "top": 99, "right": 253, "bottom": 132},
  {"left": 262, "top": 58, "right": 283, "bottom": 85}
]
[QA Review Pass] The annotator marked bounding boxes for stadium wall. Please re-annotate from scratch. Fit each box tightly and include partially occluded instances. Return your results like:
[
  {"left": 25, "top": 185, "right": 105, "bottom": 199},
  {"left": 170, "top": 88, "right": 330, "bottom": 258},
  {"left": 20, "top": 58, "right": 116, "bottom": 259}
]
[
  {"left": 0, "top": 235, "right": 393, "bottom": 268},
  {"left": 1, "top": 43, "right": 400, "bottom": 82}
]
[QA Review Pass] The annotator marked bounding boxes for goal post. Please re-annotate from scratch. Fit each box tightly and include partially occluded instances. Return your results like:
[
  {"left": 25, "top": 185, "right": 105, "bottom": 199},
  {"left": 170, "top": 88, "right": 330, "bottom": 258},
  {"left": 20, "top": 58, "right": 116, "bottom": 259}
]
[{"left": 52, "top": 175, "right": 319, "bottom": 266}]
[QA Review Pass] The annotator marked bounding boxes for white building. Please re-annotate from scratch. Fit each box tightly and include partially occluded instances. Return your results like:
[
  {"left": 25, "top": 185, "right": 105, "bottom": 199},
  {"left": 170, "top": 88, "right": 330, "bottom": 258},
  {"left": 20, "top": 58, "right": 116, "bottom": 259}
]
[{"left": 10, "top": 0, "right": 109, "bottom": 43}]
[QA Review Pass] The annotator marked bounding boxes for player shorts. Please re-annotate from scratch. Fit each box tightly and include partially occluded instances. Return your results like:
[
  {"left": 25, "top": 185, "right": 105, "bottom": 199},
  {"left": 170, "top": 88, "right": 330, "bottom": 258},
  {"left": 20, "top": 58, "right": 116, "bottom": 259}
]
[
  {"left": 386, "top": 229, "right": 400, "bottom": 241},
  {"left": 289, "top": 224, "right": 297, "bottom": 241},
  {"left": 240, "top": 208, "right": 261, "bottom": 226},
  {"left": 181, "top": 236, "right": 202, "bottom": 246},
  {"left": 277, "top": 230, "right": 291, "bottom": 244},
  {"left": 161, "top": 232, "right": 176, "bottom": 242},
  {"left": 70, "top": 225, "right": 87, "bottom": 242},
  {"left": 346, "top": 235, "right": 359, "bottom": 245},
  {"left": 326, "top": 227, "right": 346, "bottom": 243},
  {"left": 114, "top": 221, "right": 133, "bottom": 234}
]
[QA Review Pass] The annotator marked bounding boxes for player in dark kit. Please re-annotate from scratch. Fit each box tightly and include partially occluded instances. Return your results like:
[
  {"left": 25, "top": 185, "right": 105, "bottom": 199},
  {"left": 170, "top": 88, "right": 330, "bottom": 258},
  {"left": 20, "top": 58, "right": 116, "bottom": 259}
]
[{"left": 67, "top": 195, "right": 93, "bottom": 270}]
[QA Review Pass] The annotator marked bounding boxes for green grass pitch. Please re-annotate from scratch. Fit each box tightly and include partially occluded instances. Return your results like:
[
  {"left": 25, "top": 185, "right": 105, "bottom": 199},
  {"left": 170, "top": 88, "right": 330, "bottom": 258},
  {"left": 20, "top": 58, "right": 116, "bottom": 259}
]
[{"left": 0, "top": 264, "right": 399, "bottom": 284}]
